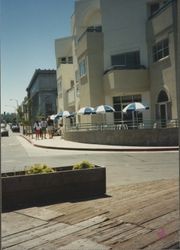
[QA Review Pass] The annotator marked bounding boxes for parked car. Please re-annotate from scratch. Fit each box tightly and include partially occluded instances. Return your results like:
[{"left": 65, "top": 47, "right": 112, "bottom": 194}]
[
  {"left": 1, "top": 123, "right": 9, "bottom": 137},
  {"left": 11, "top": 123, "right": 20, "bottom": 132}
]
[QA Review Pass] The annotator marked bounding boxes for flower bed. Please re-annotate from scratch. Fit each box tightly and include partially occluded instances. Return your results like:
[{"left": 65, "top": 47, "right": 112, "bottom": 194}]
[{"left": 2, "top": 165, "right": 106, "bottom": 211}]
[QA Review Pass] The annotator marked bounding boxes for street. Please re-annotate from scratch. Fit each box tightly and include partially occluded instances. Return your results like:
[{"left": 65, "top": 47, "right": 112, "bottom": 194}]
[{"left": 1, "top": 131, "right": 178, "bottom": 187}]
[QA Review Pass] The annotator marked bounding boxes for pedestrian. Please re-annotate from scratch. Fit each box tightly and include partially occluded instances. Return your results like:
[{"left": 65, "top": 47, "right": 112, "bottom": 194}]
[
  {"left": 47, "top": 116, "right": 54, "bottom": 139},
  {"left": 40, "top": 117, "right": 47, "bottom": 139},
  {"left": 33, "top": 120, "right": 41, "bottom": 140}
]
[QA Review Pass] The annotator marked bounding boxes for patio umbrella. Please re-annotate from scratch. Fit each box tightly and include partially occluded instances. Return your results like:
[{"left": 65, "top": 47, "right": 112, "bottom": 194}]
[
  {"left": 122, "top": 102, "right": 149, "bottom": 128},
  {"left": 122, "top": 102, "right": 149, "bottom": 113},
  {"left": 94, "top": 105, "right": 115, "bottom": 124},
  {"left": 78, "top": 106, "right": 96, "bottom": 115},
  {"left": 50, "top": 114, "right": 57, "bottom": 120},
  {"left": 94, "top": 105, "right": 115, "bottom": 114},
  {"left": 56, "top": 111, "right": 71, "bottom": 118}
]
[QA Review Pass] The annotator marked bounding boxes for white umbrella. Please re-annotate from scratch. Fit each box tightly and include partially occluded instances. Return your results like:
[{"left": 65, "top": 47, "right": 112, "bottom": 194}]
[
  {"left": 94, "top": 105, "right": 115, "bottom": 114},
  {"left": 94, "top": 105, "right": 115, "bottom": 124},
  {"left": 50, "top": 114, "right": 57, "bottom": 120},
  {"left": 122, "top": 102, "right": 149, "bottom": 113},
  {"left": 78, "top": 106, "right": 96, "bottom": 115},
  {"left": 56, "top": 111, "right": 71, "bottom": 118},
  {"left": 122, "top": 102, "right": 149, "bottom": 128}
]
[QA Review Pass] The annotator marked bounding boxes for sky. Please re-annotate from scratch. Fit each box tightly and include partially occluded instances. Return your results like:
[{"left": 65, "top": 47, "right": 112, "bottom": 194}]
[{"left": 1, "top": 0, "right": 75, "bottom": 113}]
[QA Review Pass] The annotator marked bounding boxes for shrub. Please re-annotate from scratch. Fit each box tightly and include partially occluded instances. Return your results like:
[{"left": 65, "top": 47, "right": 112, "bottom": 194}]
[
  {"left": 73, "top": 160, "right": 95, "bottom": 170},
  {"left": 25, "top": 164, "right": 55, "bottom": 174}
]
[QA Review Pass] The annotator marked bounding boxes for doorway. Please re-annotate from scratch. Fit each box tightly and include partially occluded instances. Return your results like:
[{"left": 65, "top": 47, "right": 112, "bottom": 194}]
[{"left": 159, "top": 103, "right": 167, "bottom": 127}]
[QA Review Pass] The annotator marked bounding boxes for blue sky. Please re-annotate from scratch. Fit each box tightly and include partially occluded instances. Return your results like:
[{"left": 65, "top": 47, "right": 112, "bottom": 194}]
[{"left": 1, "top": 0, "right": 74, "bottom": 113}]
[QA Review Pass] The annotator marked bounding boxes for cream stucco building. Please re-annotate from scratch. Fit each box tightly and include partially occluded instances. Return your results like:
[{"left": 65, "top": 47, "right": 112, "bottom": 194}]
[{"left": 55, "top": 0, "right": 179, "bottom": 128}]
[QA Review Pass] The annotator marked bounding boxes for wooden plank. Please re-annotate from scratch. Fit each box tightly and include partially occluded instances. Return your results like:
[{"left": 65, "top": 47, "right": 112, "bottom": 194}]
[
  {"left": 141, "top": 210, "right": 178, "bottom": 229},
  {"left": 44, "top": 220, "right": 122, "bottom": 249},
  {"left": 2, "top": 223, "right": 68, "bottom": 249},
  {"left": 53, "top": 207, "right": 99, "bottom": 224},
  {"left": 56, "top": 238, "right": 110, "bottom": 250},
  {"left": 103, "top": 226, "right": 151, "bottom": 245},
  {"left": 101, "top": 189, "right": 178, "bottom": 221},
  {"left": 2, "top": 212, "right": 47, "bottom": 237},
  {"left": 143, "top": 232, "right": 179, "bottom": 250},
  {"left": 112, "top": 220, "right": 179, "bottom": 249},
  {"left": 91, "top": 223, "right": 136, "bottom": 243},
  {"left": 64, "top": 220, "right": 124, "bottom": 240},
  {"left": 107, "top": 189, "right": 178, "bottom": 218},
  {"left": 117, "top": 197, "right": 178, "bottom": 225},
  {"left": 5, "top": 216, "right": 107, "bottom": 250},
  {"left": 16, "top": 207, "right": 64, "bottom": 221}
]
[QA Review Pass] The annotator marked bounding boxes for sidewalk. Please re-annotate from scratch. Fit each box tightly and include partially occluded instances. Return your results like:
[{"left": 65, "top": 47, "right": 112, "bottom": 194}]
[{"left": 22, "top": 134, "right": 179, "bottom": 151}]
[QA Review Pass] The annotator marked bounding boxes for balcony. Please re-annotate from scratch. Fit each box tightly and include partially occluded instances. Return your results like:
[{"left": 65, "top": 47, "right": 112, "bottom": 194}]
[
  {"left": 76, "top": 27, "right": 103, "bottom": 58},
  {"left": 147, "top": 1, "right": 174, "bottom": 36},
  {"left": 103, "top": 66, "right": 149, "bottom": 93}
]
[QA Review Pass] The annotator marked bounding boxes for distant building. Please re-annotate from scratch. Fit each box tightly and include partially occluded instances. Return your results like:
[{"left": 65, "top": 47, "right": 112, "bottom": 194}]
[
  {"left": 26, "top": 69, "right": 57, "bottom": 122},
  {"left": 55, "top": 0, "right": 179, "bottom": 127}
]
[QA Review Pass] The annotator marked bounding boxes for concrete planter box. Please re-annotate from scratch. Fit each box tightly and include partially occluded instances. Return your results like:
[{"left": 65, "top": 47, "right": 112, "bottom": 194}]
[{"left": 2, "top": 165, "right": 106, "bottom": 211}]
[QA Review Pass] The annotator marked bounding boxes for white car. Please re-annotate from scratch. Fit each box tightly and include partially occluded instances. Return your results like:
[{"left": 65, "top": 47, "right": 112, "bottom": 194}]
[{"left": 1, "top": 123, "right": 9, "bottom": 137}]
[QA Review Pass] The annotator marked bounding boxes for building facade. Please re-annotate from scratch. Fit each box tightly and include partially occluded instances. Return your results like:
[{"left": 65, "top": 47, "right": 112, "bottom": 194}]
[
  {"left": 55, "top": 0, "right": 178, "bottom": 127},
  {"left": 26, "top": 69, "right": 57, "bottom": 123}
]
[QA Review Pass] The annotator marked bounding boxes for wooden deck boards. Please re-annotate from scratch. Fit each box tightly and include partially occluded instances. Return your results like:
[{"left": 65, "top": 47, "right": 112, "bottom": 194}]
[{"left": 2, "top": 178, "right": 179, "bottom": 249}]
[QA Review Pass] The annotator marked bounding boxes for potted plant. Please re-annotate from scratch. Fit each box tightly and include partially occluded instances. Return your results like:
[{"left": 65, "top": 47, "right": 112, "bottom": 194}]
[{"left": 2, "top": 161, "right": 106, "bottom": 211}]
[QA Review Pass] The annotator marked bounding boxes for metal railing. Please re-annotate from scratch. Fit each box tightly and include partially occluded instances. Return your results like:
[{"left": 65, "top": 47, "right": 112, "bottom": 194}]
[{"left": 65, "top": 119, "right": 179, "bottom": 132}]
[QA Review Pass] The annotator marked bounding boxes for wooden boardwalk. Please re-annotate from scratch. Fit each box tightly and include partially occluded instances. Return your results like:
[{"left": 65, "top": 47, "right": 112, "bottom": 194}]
[{"left": 2, "top": 178, "right": 179, "bottom": 249}]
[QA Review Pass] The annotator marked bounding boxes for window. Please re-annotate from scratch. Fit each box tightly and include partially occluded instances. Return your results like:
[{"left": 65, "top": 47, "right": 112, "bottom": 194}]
[
  {"left": 150, "top": 3, "right": 160, "bottom": 16},
  {"left": 61, "top": 57, "right": 66, "bottom": 64},
  {"left": 157, "top": 90, "right": 169, "bottom": 102},
  {"left": 79, "top": 58, "right": 87, "bottom": 77},
  {"left": 113, "top": 95, "right": 142, "bottom": 123},
  {"left": 68, "top": 56, "right": 73, "bottom": 64},
  {"left": 152, "top": 39, "right": 169, "bottom": 62},
  {"left": 111, "top": 51, "right": 140, "bottom": 68}
]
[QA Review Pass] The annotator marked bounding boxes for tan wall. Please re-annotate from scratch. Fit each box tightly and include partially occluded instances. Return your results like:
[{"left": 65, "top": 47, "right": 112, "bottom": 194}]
[
  {"left": 55, "top": 37, "right": 72, "bottom": 66},
  {"left": 87, "top": 32, "right": 104, "bottom": 107},
  {"left": 101, "top": 0, "right": 149, "bottom": 69},
  {"left": 77, "top": 32, "right": 104, "bottom": 109},
  {"left": 104, "top": 69, "right": 150, "bottom": 95},
  {"left": 57, "top": 64, "right": 74, "bottom": 112},
  {"left": 74, "top": 0, "right": 101, "bottom": 39}
]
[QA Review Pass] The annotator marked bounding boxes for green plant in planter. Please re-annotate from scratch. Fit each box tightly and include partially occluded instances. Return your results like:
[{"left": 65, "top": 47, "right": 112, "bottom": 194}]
[
  {"left": 25, "top": 164, "right": 55, "bottom": 174},
  {"left": 73, "top": 160, "right": 95, "bottom": 170}
]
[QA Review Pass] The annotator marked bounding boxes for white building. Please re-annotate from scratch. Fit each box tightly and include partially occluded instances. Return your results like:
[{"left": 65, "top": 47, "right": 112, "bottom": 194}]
[{"left": 55, "top": 0, "right": 178, "bottom": 128}]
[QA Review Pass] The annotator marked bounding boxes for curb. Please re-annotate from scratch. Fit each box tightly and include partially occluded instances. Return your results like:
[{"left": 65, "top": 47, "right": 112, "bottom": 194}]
[{"left": 21, "top": 135, "right": 179, "bottom": 152}]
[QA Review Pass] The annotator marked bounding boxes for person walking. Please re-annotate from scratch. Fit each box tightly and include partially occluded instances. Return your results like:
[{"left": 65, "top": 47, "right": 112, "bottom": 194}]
[
  {"left": 40, "top": 118, "right": 47, "bottom": 139},
  {"left": 33, "top": 120, "right": 41, "bottom": 140},
  {"left": 47, "top": 116, "right": 54, "bottom": 139}
]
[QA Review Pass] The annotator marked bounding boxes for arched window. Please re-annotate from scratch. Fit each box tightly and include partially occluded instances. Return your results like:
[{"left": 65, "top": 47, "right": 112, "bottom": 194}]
[
  {"left": 157, "top": 90, "right": 169, "bottom": 103},
  {"left": 156, "top": 90, "right": 171, "bottom": 127}
]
